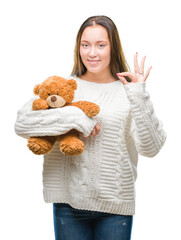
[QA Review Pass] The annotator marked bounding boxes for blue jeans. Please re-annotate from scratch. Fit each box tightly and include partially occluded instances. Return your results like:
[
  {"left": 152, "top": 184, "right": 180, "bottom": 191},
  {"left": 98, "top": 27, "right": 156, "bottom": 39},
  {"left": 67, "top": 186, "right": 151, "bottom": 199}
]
[{"left": 53, "top": 203, "right": 133, "bottom": 240}]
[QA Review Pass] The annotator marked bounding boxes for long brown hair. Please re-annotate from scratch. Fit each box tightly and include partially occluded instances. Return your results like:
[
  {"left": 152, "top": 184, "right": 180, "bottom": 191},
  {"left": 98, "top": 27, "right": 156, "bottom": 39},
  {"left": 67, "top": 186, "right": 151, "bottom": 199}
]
[{"left": 71, "top": 15, "right": 130, "bottom": 80}]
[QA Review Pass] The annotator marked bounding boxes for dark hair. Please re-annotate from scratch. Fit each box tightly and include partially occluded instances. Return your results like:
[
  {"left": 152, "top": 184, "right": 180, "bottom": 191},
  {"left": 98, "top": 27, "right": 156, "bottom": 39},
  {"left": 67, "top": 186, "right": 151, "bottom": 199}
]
[{"left": 71, "top": 15, "right": 130, "bottom": 79}]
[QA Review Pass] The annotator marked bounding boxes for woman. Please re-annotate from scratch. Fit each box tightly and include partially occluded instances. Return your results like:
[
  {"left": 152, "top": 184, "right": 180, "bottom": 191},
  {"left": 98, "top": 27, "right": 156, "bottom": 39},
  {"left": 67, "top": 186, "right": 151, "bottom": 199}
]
[{"left": 15, "top": 16, "right": 166, "bottom": 240}]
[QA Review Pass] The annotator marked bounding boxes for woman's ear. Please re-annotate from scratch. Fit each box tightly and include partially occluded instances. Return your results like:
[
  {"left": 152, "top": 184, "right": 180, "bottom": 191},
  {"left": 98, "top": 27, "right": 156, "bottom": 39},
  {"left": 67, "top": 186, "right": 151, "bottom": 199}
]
[
  {"left": 33, "top": 84, "right": 41, "bottom": 95},
  {"left": 68, "top": 79, "right": 77, "bottom": 90}
]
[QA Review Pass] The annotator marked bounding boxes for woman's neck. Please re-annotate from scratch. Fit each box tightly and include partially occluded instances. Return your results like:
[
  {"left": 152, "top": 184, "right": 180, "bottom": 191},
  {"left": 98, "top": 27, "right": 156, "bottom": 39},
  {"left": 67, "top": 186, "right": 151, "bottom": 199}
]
[{"left": 79, "top": 71, "right": 116, "bottom": 83}]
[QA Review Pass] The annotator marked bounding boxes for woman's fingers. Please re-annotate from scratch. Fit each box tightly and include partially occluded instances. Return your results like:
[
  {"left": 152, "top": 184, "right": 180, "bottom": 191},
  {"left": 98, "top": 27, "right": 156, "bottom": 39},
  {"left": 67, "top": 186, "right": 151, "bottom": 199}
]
[
  {"left": 93, "top": 123, "right": 101, "bottom": 136},
  {"left": 140, "top": 56, "right": 146, "bottom": 74},
  {"left": 95, "top": 123, "right": 101, "bottom": 132},
  {"left": 144, "top": 66, "right": 152, "bottom": 81},
  {"left": 116, "top": 73, "right": 128, "bottom": 84},
  {"left": 90, "top": 123, "right": 101, "bottom": 136},
  {"left": 134, "top": 52, "right": 140, "bottom": 73},
  {"left": 92, "top": 128, "right": 96, "bottom": 136},
  {"left": 83, "top": 123, "right": 101, "bottom": 139},
  {"left": 117, "top": 75, "right": 128, "bottom": 85},
  {"left": 117, "top": 53, "right": 151, "bottom": 84},
  {"left": 117, "top": 72, "right": 134, "bottom": 78},
  {"left": 117, "top": 72, "right": 134, "bottom": 84}
]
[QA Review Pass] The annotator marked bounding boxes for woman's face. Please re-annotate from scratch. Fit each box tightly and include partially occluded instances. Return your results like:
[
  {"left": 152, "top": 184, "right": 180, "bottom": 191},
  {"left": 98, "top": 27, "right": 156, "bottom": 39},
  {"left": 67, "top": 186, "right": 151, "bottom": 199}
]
[{"left": 80, "top": 25, "right": 111, "bottom": 75}]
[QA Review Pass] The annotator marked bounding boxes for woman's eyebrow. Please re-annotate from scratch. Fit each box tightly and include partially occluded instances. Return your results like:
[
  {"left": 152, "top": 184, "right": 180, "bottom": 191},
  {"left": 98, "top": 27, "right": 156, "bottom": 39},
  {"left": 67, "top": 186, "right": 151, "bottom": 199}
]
[
  {"left": 80, "top": 40, "right": 89, "bottom": 43},
  {"left": 81, "top": 40, "right": 107, "bottom": 43}
]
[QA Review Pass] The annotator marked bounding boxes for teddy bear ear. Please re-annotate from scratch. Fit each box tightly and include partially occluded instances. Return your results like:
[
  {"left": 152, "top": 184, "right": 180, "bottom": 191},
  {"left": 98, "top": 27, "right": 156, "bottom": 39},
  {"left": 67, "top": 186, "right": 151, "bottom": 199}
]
[
  {"left": 33, "top": 84, "right": 41, "bottom": 95},
  {"left": 67, "top": 79, "right": 77, "bottom": 90}
]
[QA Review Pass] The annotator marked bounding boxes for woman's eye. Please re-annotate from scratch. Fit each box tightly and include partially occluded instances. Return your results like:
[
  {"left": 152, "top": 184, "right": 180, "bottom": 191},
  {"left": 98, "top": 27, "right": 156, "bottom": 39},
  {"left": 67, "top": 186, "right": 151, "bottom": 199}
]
[
  {"left": 82, "top": 44, "right": 88, "bottom": 47},
  {"left": 99, "top": 44, "right": 104, "bottom": 48}
]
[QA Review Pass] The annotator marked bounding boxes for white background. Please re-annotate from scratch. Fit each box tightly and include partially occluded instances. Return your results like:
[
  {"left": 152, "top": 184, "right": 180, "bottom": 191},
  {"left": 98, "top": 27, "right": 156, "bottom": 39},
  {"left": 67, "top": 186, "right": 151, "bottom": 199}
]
[{"left": 0, "top": 0, "right": 180, "bottom": 239}]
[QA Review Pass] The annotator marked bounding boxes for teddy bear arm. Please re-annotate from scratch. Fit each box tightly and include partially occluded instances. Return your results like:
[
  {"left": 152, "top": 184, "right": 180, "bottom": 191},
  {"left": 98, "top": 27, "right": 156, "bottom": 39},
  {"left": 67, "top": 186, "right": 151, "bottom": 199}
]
[
  {"left": 69, "top": 101, "right": 100, "bottom": 117},
  {"left": 32, "top": 99, "right": 49, "bottom": 110}
]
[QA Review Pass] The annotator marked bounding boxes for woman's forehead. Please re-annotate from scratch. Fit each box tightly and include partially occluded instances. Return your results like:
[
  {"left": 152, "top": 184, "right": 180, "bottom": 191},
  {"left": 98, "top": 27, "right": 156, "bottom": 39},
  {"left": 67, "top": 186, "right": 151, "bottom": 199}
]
[{"left": 81, "top": 25, "right": 109, "bottom": 42}]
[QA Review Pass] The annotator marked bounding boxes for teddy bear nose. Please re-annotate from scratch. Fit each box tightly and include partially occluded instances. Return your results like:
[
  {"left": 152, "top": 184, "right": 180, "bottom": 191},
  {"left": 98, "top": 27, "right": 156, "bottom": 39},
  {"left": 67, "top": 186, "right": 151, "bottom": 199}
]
[{"left": 51, "top": 96, "right": 57, "bottom": 102}]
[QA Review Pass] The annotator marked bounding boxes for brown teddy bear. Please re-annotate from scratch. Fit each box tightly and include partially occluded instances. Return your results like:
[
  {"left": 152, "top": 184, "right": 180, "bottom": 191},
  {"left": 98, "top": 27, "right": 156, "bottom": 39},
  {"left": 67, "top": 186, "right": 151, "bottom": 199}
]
[{"left": 27, "top": 76, "right": 100, "bottom": 156}]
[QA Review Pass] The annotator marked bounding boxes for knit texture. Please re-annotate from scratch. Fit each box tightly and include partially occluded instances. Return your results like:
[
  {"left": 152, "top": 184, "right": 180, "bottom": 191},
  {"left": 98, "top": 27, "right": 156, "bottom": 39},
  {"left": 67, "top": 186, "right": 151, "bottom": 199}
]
[
  {"left": 15, "top": 76, "right": 167, "bottom": 215},
  {"left": 15, "top": 99, "right": 97, "bottom": 138}
]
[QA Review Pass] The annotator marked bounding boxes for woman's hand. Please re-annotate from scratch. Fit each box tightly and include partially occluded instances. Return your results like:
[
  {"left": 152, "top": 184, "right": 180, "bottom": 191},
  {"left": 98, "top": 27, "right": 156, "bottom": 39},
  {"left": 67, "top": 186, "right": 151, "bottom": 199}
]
[
  {"left": 84, "top": 123, "right": 101, "bottom": 139},
  {"left": 117, "top": 52, "right": 152, "bottom": 85}
]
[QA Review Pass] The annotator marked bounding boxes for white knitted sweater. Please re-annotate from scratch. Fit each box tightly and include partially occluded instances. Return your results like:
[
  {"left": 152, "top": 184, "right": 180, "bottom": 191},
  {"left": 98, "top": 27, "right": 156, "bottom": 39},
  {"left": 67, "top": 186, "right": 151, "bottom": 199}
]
[{"left": 15, "top": 76, "right": 166, "bottom": 215}]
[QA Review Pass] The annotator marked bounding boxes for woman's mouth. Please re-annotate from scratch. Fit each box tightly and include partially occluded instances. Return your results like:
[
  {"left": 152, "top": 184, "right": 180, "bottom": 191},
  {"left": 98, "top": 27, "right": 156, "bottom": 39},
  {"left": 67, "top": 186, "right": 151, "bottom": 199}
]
[{"left": 87, "top": 60, "right": 100, "bottom": 65}]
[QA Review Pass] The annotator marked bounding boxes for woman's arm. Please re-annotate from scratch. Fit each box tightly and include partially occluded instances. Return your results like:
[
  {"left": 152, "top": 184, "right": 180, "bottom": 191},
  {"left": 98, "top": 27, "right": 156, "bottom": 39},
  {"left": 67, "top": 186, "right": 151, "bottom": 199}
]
[
  {"left": 117, "top": 53, "right": 166, "bottom": 157},
  {"left": 125, "top": 82, "right": 166, "bottom": 157},
  {"left": 14, "top": 98, "right": 97, "bottom": 139}
]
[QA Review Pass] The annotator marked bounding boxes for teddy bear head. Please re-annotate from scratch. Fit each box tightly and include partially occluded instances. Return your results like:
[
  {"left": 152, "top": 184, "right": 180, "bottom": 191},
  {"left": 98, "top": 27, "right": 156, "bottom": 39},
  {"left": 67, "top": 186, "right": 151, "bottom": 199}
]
[{"left": 33, "top": 76, "right": 77, "bottom": 108}]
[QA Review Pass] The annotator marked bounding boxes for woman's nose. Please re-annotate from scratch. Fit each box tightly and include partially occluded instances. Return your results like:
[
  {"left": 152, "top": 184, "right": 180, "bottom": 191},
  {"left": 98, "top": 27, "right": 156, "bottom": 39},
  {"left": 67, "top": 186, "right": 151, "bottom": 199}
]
[{"left": 89, "top": 47, "right": 97, "bottom": 57}]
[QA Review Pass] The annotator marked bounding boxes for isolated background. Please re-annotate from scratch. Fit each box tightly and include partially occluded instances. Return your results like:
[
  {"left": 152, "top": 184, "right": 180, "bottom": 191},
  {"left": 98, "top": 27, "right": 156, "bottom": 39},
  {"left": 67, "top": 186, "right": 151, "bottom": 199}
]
[{"left": 1, "top": 0, "right": 180, "bottom": 239}]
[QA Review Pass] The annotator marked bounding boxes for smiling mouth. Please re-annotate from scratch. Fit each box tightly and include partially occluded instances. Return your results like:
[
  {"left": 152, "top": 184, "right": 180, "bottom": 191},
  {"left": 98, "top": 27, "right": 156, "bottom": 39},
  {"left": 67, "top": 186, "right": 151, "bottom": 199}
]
[{"left": 87, "top": 60, "right": 100, "bottom": 64}]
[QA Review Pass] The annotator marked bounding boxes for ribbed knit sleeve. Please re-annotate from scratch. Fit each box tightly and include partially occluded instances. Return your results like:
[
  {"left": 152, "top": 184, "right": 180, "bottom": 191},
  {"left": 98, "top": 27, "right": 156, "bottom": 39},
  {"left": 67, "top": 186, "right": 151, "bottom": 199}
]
[
  {"left": 14, "top": 98, "right": 97, "bottom": 139},
  {"left": 124, "top": 82, "right": 167, "bottom": 158}
]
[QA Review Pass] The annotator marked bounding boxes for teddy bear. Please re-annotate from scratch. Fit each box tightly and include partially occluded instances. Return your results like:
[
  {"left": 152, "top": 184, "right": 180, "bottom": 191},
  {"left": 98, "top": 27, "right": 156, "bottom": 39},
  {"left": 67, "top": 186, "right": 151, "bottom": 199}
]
[{"left": 27, "top": 76, "right": 100, "bottom": 156}]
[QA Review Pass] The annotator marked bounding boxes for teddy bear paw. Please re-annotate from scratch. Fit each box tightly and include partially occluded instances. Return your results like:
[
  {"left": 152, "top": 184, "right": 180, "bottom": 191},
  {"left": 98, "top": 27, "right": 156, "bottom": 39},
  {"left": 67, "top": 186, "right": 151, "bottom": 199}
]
[
  {"left": 27, "top": 137, "right": 53, "bottom": 155},
  {"left": 60, "top": 136, "right": 85, "bottom": 156}
]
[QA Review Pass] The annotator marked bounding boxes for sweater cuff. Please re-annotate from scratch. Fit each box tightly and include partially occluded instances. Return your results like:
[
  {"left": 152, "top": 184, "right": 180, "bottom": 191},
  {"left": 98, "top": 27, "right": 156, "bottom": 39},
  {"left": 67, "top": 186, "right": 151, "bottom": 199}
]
[
  {"left": 123, "top": 82, "right": 150, "bottom": 104},
  {"left": 124, "top": 82, "right": 146, "bottom": 96}
]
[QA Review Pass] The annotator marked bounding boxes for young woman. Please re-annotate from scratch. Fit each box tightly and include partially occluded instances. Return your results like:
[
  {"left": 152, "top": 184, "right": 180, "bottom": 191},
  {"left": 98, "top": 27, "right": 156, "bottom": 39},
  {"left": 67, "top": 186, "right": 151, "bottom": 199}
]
[{"left": 15, "top": 15, "right": 166, "bottom": 240}]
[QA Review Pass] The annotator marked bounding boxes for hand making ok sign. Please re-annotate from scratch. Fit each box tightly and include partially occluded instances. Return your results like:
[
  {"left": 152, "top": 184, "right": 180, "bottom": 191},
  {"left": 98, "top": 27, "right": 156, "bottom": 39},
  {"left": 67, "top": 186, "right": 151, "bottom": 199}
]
[{"left": 117, "top": 52, "right": 152, "bottom": 84}]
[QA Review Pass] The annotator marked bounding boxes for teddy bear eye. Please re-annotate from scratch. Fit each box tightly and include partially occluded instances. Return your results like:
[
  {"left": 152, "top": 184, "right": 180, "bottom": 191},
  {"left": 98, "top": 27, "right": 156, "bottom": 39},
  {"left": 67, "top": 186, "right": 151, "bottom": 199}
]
[
  {"left": 48, "top": 93, "right": 51, "bottom": 96},
  {"left": 57, "top": 93, "right": 59, "bottom": 95}
]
